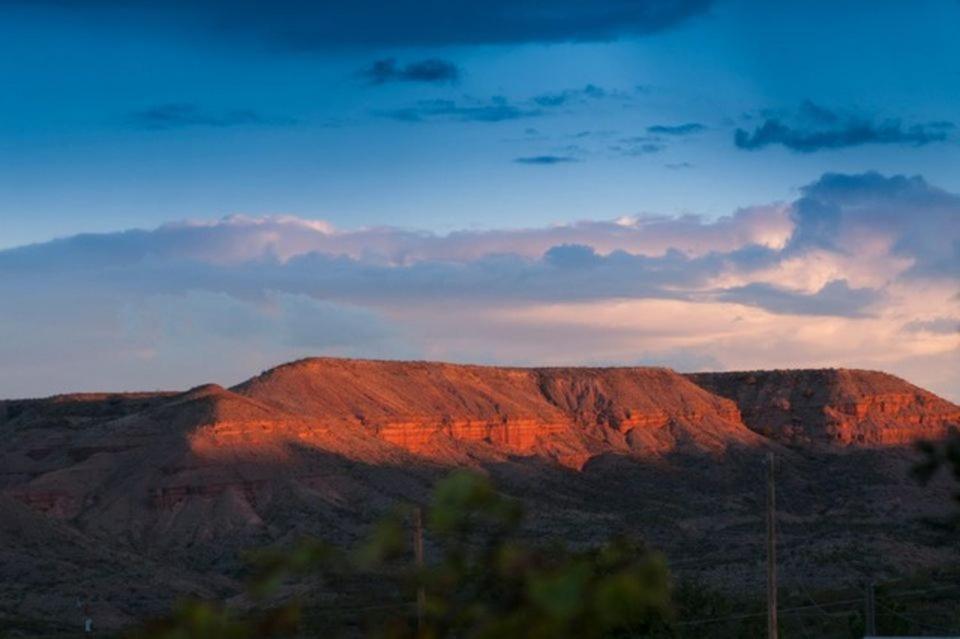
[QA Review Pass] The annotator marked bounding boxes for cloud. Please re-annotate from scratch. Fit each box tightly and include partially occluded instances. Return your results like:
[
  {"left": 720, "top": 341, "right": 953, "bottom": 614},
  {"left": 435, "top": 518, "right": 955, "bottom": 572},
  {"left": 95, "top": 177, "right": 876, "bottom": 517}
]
[
  {"left": 128, "top": 103, "right": 298, "bottom": 130},
  {"left": 1, "top": 172, "right": 957, "bottom": 399},
  {"left": 609, "top": 137, "right": 665, "bottom": 156},
  {"left": 647, "top": 123, "right": 705, "bottom": 135},
  {"left": 735, "top": 102, "right": 953, "bottom": 152},
  {"left": 0, "top": 207, "right": 793, "bottom": 268},
  {"left": 903, "top": 317, "right": 959, "bottom": 334},
  {"left": 602, "top": 121, "right": 704, "bottom": 157},
  {"left": 378, "top": 84, "right": 634, "bottom": 126},
  {"left": 514, "top": 155, "right": 580, "bottom": 165},
  {"left": 544, "top": 244, "right": 603, "bottom": 268},
  {"left": 532, "top": 85, "right": 610, "bottom": 107},
  {"left": 377, "top": 97, "right": 541, "bottom": 123},
  {"left": 15, "top": 0, "right": 714, "bottom": 48},
  {"left": 664, "top": 162, "right": 693, "bottom": 170},
  {"left": 717, "top": 279, "right": 881, "bottom": 317},
  {"left": 789, "top": 172, "right": 960, "bottom": 278},
  {"left": 362, "top": 58, "right": 460, "bottom": 84}
]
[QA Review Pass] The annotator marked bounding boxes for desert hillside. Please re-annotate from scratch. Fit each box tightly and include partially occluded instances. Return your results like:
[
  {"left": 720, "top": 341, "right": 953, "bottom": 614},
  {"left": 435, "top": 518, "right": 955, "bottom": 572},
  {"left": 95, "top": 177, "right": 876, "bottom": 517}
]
[{"left": 1, "top": 358, "right": 958, "bottom": 632}]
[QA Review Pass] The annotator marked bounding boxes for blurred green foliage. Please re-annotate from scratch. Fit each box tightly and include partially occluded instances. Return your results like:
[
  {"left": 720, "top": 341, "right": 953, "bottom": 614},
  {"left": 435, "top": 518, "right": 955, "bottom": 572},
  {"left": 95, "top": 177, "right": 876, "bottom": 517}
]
[
  {"left": 131, "top": 600, "right": 300, "bottom": 639},
  {"left": 132, "top": 470, "right": 671, "bottom": 638}
]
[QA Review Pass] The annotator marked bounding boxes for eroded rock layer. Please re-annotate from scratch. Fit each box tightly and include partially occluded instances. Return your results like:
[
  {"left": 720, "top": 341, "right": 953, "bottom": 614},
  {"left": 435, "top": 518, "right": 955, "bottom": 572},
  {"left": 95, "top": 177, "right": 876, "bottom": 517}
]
[
  {"left": 686, "top": 368, "right": 960, "bottom": 445},
  {"left": 231, "top": 358, "right": 762, "bottom": 459}
]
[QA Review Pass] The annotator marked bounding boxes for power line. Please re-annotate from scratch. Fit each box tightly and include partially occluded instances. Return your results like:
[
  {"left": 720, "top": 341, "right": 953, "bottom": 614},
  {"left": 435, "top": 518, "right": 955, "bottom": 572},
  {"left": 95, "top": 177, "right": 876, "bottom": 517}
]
[
  {"left": 765, "top": 457, "right": 960, "bottom": 638},
  {"left": 882, "top": 584, "right": 960, "bottom": 599},
  {"left": 301, "top": 601, "right": 415, "bottom": 616},
  {"left": 878, "top": 602, "right": 960, "bottom": 635},
  {"left": 766, "top": 451, "right": 778, "bottom": 639},
  {"left": 770, "top": 465, "right": 866, "bottom": 633},
  {"left": 675, "top": 597, "right": 865, "bottom": 626},
  {"left": 673, "top": 581, "right": 960, "bottom": 627}
]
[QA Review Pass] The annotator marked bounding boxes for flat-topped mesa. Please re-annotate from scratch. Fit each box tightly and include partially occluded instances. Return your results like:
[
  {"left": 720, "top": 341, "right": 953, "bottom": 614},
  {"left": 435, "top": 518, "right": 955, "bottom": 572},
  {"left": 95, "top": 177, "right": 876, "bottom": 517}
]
[
  {"left": 686, "top": 368, "right": 960, "bottom": 445},
  {"left": 3, "top": 358, "right": 958, "bottom": 548},
  {"left": 230, "top": 358, "right": 762, "bottom": 459},
  {"left": 231, "top": 358, "right": 577, "bottom": 456}
]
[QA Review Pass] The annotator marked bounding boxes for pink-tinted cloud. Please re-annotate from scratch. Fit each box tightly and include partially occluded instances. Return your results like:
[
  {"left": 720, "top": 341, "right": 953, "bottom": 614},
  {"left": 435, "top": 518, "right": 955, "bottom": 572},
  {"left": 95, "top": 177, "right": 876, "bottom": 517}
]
[
  {"left": 3, "top": 204, "right": 792, "bottom": 269},
  {"left": 0, "top": 172, "right": 957, "bottom": 399}
]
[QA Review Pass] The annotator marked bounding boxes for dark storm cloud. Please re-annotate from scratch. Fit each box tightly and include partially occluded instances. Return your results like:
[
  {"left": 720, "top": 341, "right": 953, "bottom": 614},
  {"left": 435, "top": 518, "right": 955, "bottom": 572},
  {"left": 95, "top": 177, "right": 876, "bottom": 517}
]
[
  {"left": 718, "top": 280, "right": 881, "bottom": 317},
  {"left": 514, "top": 155, "right": 580, "bottom": 165},
  {"left": 646, "top": 122, "right": 705, "bottom": 135},
  {"left": 362, "top": 58, "right": 460, "bottom": 84},
  {"left": 129, "top": 103, "right": 297, "bottom": 130},
  {"left": 735, "top": 102, "right": 953, "bottom": 152},
  {"left": 377, "top": 98, "right": 541, "bottom": 123},
  {"left": 4, "top": 0, "right": 714, "bottom": 48}
]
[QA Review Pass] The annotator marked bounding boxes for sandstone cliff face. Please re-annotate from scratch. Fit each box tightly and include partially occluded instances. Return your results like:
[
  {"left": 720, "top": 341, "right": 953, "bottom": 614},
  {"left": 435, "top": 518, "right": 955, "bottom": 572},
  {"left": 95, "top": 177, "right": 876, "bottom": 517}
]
[
  {"left": 231, "top": 358, "right": 761, "bottom": 461},
  {"left": 232, "top": 359, "right": 579, "bottom": 459},
  {"left": 686, "top": 369, "right": 960, "bottom": 445}
]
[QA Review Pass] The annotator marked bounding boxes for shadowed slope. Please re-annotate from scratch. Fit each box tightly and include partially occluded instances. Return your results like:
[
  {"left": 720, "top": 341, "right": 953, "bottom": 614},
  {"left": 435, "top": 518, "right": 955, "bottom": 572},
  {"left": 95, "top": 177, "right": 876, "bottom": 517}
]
[{"left": 687, "top": 368, "right": 960, "bottom": 445}]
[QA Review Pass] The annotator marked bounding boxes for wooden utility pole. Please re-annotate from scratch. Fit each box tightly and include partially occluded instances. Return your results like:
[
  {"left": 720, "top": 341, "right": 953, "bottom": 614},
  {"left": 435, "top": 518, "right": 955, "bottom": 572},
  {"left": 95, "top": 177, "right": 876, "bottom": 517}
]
[
  {"left": 865, "top": 581, "right": 877, "bottom": 637},
  {"left": 766, "top": 452, "right": 778, "bottom": 639},
  {"left": 413, "top": 506, "right": 426, "bottom": 635}
]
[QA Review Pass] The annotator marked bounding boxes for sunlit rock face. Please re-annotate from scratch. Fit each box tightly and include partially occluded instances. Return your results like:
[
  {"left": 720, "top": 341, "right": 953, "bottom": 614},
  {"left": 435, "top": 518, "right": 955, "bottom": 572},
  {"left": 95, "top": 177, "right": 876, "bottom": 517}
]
[
  {"left": 230, "top": 358, "right": 763, "bottom": 461},
  {"left": 4, "top": 358, "right": 956, "bottom": 528},
  {"left": 687, "top": 369, "right": 960, "bottom": 445}
]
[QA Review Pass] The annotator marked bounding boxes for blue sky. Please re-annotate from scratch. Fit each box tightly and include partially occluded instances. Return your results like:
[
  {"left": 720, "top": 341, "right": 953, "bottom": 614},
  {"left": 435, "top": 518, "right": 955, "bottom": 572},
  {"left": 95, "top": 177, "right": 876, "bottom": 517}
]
[
  {"left": 2, "top": 0, "right": 958, "bottom": 246},
  {"left": 0, "top": 0, "right": 958, "bottom": 398}
]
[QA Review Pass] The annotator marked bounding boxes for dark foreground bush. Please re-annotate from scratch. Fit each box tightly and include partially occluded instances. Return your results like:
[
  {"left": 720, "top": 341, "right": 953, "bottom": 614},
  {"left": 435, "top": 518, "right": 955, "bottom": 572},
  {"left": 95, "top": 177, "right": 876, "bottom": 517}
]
[{"left": 133, "top": 471, "right": 672, "bottom": 639}]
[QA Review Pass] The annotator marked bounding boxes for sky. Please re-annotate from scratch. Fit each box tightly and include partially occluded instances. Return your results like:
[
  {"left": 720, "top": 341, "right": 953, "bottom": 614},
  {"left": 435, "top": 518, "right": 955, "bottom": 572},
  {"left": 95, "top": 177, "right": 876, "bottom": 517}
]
[{"left": 0, "top": 0, "right": 958, "bottom": 399}]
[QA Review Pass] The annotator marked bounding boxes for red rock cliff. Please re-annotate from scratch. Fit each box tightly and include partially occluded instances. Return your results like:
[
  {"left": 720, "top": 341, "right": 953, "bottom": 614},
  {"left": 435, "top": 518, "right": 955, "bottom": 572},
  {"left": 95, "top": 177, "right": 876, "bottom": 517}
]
[
  {"left": 231, "top": 358, "right": 761, "bottom": 460},
  {"left": 686, "top": 368, "right": 960, "bottom": 445}
]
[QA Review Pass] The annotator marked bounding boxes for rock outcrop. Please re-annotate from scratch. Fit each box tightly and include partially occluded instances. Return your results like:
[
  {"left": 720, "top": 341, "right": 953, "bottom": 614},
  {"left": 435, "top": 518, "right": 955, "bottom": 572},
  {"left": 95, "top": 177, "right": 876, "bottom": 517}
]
[
  {"left": 231, "top": 358, "right": 762, "bottom": 460},
  {"left": 687, "top": 368, "right": 960, "bottom": 445}
]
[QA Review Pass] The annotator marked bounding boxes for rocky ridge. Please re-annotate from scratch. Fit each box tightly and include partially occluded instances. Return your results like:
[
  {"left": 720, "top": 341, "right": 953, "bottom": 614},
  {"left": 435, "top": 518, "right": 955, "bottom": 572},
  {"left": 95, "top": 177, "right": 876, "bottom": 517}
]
[
  {"left": 0, "top": 358, "right": 958, "bottom": 632},
  {"left": 687, "top": 368, "right": 960, "bottom": 445}
]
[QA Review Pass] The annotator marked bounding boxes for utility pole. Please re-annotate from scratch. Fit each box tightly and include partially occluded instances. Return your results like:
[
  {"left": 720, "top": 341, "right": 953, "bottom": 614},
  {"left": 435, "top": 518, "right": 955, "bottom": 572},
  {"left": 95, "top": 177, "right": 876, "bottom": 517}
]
[
  {"left": 766, "top": 452, "right": 778, "bottom": 639},
  {"left": 413, "top": 506, "right": 425, "bottom": 635},
  {"left": 865, "top": 581, "right": 877, "bottom": 637}
]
